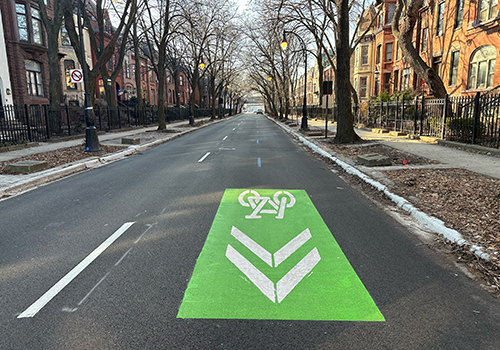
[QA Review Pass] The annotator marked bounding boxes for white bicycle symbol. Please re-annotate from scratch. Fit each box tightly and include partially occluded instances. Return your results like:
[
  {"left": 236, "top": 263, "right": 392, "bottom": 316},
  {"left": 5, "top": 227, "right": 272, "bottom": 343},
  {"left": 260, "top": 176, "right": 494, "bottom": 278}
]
[{"left": 238, "top": 190, "right": 296, "bottom": 219}]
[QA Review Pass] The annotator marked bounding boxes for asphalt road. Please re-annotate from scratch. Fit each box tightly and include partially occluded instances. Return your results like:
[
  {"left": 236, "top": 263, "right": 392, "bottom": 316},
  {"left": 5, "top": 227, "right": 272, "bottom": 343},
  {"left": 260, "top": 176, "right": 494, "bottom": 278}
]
[{"left": 1, "top": 113, "right": 500, "bottom": 349}]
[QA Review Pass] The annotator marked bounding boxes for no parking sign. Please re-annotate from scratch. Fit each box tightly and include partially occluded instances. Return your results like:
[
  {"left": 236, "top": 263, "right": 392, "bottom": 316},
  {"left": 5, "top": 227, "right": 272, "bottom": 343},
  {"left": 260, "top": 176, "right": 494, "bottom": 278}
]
[{"left": 69, "top": 69, "right": 83, "bottom": 84}]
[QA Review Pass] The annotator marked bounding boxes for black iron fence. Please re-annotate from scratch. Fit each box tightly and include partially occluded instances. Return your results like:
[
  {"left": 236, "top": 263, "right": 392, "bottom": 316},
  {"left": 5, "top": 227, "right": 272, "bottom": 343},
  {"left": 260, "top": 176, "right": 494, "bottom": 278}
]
[
  {"left": 0, "top": 104, "right": 215, "bottom": 145},
  {"left": 289, "top": 91, "right": 500, "bottom": 149},
  {"left": 356, "top": 92, "right": 500, "bottom": 148}
]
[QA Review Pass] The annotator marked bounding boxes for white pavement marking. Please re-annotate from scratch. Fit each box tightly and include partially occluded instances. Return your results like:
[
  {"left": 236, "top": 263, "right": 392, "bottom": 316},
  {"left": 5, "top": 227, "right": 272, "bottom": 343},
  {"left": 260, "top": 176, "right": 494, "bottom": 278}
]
[
  {"left": 17, "top": 222, "right": 135, "bottom": 318},
  {"left": 276, "top": 248, "right": 321, "bottom": 303},
  {"left": 134, "top": 223, "right": 156, "bottom": 244},
  {"left": 198, "top": 152, "right": 211, "bottom": 163},
  {"left": 274, "top": 229, "right": 312, "bottom": 267},
  {"left": 115, "top": 247, "right": 134, "bottom": 266},
  {"left": 258, "top": 158, "right": 261, "bottom": 167},
  {"left": 257, "top": 140, "right": 259, "bottom": 144},
  {"left": 231, "top": 226, "right": 272, "bottom": 267},
  {"left": 226, "top": 245, "right": 276, "bottom": 303},
  {"left": 78, "top": 271, "right": 111, "bottom": 306},
  {"left": 232, "top": 128, "right": 236, "bottom": 131},
  {"left": 223, "top": 136, "right": 228, "bottom": 141}
]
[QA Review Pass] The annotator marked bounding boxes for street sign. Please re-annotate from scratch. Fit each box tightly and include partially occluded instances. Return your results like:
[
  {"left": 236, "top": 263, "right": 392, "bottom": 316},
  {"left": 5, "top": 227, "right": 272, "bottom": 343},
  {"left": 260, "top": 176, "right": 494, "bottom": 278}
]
[
  {"left": 69, "top": 69, "right": 83, "bottom": 84},
  {"left": 177, "top": 189, "right": 385, "bottom": 321}
]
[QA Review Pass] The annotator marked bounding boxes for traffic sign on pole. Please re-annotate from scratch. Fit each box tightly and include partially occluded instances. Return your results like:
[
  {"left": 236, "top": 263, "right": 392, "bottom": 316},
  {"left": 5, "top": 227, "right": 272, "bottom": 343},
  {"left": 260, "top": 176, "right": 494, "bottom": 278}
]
[{"left": 69, "top": 69, "right": 83, "bottom": 84}]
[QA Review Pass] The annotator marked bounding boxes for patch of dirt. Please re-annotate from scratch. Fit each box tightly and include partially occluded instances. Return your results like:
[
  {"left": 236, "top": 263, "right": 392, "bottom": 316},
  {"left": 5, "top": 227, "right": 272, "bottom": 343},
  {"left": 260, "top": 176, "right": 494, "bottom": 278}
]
[
  {"left": 384, "top": 168, "right": 500, "bottom": 256},
  {"left": 0, "top": 145, "right": 126, "bottom": 174},
  {"left": 326, "top": 142, "right": 438, "bottom": 166}
]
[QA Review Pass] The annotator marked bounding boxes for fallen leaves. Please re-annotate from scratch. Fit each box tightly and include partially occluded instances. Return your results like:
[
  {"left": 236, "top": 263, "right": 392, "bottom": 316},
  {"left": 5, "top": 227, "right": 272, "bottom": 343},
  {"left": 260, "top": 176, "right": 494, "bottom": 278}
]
[{"left": 0, "top": 145, "right": 126, "bottom": 174}]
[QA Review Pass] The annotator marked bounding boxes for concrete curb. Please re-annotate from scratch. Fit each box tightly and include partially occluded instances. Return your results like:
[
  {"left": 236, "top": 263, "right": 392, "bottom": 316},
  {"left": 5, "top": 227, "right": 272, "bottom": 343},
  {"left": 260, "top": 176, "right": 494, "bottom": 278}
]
[
  {"left": 272, "top": 118, "right": 491, "bottom": 261},
  {"left": 437, "top": 139, "right": 500, "bottom": 156},
  {"left": 0, "top": 117, "right": 233, "bottom": 199}
]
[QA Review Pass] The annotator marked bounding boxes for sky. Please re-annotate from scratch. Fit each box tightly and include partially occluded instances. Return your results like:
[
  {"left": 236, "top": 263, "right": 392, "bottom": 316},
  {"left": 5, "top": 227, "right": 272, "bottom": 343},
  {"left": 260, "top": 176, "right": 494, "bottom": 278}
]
[{"left": 236, "top": 0, "right": 249, "bottom": 12}]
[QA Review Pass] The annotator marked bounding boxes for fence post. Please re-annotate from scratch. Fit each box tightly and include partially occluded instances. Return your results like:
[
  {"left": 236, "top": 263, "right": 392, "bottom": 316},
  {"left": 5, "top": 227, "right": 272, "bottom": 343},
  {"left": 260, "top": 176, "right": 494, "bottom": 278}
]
[
  {"left": 65, "top": 104, "right": 71, "bottom": 136},
  {"left": 107, "top": 105, "right": 111, "bottom": 131},
  {"left": 472, "top": 92, "right": 481, "bottom": 144},
  {"left": 441, "top": 94, "right": 449, "bottom": 140},
  {"left": 395, "top": 97, "right": 399, "bottom": 131},
  {"left": 24, "top": 104, "right": 32, "bottom": 142},
  {"left": 401, "top": 96, "right": 405, "bottom": 132},
  {"left": 43, "top": 105, "right": 51, "bottom": 140},
  {"left": 413, "top": 96, "right": 419, "bottom": 135},
  {"left": 420, "top": 96, "right": 425, "bottom": 136}
]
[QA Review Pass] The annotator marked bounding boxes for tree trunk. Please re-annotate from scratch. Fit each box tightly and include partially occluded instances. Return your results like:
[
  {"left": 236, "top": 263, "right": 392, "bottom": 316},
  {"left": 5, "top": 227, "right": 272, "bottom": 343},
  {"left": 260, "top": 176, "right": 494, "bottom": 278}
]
[
  {"left": 157, "top": 64, "right": 167, "bottom": 130},
  {"left": 391, "top": 0, "right": 447, "bottom": 98},
  {"left": 334, "top": 0, "right": 360, "bottom": 143}
]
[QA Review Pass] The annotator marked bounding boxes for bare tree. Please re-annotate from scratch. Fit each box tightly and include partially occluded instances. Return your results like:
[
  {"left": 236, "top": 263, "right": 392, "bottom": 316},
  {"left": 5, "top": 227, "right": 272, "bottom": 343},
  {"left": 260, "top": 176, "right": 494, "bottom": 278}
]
[
  {"left": 178, "top": 0, "right": 237, "bottom": 125},
  {"left": 391, "top": 0, "right": 447, "bottom": 98},
  {"left": 36, "top": 0, "right": 64, "bottom": 107},
  {"left": 63, "top": 0, "right": 136, "bottom": 105},
  {"left": 139, "top": 0, "right": 182, "bottom": 130}
]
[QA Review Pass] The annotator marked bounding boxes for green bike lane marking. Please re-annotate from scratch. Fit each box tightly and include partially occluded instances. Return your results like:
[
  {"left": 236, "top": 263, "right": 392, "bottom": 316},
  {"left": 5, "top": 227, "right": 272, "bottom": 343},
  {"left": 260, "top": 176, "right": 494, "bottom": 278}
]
[{"left": 177, "top": 189, "right": 384, "bottom": 321}]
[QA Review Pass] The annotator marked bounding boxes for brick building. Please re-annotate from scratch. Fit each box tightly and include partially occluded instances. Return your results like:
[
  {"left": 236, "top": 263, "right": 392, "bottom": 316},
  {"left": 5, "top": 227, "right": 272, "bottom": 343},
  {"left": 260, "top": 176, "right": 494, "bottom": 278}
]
[
  {"left": 1, "top": 0, "right": 52, "bottom": 105},
  {"left": 0, "top": 6, "right": 14, "bottom": 107},
  {"left": 353, "top": 0, "right": 500, "bottom": 99}
]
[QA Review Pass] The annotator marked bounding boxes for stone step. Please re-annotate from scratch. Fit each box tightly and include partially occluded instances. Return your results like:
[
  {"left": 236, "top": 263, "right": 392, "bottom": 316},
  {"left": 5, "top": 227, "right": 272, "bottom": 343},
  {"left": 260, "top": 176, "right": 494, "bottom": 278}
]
[
  {"left": 357, "top": 153, "right": 392, "bottom": 167},
  {"left": 4, "top": 160, "right": 49, "bottom": 174}
]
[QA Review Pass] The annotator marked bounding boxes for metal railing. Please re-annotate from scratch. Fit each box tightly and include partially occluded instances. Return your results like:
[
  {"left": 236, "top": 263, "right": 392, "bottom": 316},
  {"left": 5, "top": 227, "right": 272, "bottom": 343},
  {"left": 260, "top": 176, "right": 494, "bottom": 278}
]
[{"left": 0, "top": 104, "right": 214, "bottom": 145}]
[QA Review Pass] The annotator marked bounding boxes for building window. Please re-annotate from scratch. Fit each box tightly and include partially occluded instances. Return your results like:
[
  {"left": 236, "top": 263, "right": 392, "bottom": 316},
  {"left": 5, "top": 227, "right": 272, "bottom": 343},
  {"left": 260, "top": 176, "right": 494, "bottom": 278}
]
[
  {"left": 396, "top": 44, "right": 401, "bottom": 60},
  {"left": 374, "top": 77, "right": 380, "bottom": 96},
  {"left": 384, "top": 73, "right": 391, "bottom": 92},
  {"left": 64, "top": 60, "right": 77, "bottom": 90},
  {"left": 355, "top": 47, "right": 359, "bottom": 67},
  {"left": 385, "top": 43, "right": 393, "bottom": 62},
  {"left": 421, "top": 28, "right": 428, "bottom": 52},
  {"left": 478, "top": 0, "right": 498, "bottom": 22},
  {"left": 31, "top": 8, "right": 43, "bottom": 45},
  {"left": 125, "top": 59, "right": 130, "bottom": 78},
  {"left": 402, "top": 68, "right": 411, "bottom": 90},
  {"left": 99, "top": 79, "right": 105, "bottom": 97},
  {"left": 168, "top": 89, "right": 172, "bottom": 104},
  {"left": 454, "top": 0, "right": 464, "bottom": 28},
  {"left": 468, "top": 45, "right": 496, "bottom": 89},
  {"left": 433, "top": 57, "right": 442, "bottom": 79},
  {"left": 16, "top": 4, "right": 29, "bottom": 41},
  {"left": 25, "top": 60, "right": 44, "bottom": 97},
  {"left": 361, "top": 45, "right": 369, "bottom": 65},
  {"left": 386, "top": 3, "right": 396, "bottom": 24},
  {"left": 393, "top": 70, "right": 399, "bottom": 91},
  {"left": 359, "top": 77, "right": 367, "bottom": 98},
  {"left": 449, "top": 51, "right": 460, "bottom": 86},
  {"left": 151, "top": 89, "right": 155, "bottom": 105},
  {"left": 126, "top": 85, "right": 132, "bottom": 98},
  {"left": 180, "top": 75, "right": 184, "bottom": 86},
  {"left": 61, "top": 22, "right": 71, "bottom": 45},
  {"left": 436, "top": 2, "right": 445, "bottom": 36},
  {"left": 149, "top": 69, "right": 153, "bottom": 83},
  {"left": 376, "top": 44, "right": 381, "bottom": 64}
]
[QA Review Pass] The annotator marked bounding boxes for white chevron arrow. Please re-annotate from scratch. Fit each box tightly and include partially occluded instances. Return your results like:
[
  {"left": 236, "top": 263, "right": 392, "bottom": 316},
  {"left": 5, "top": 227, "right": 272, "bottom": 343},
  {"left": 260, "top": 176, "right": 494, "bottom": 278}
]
[{"left": 226, "top": 226, "right": 321, "bottom": 303}]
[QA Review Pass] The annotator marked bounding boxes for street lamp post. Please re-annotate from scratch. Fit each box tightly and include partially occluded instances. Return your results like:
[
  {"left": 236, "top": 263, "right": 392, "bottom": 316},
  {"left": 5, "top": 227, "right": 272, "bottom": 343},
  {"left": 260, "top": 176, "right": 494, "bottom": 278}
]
[
  {"left": 78, "top": 0, "right": 100, "bottom": 151},
  {"left": 281, "top": 32, "right": 308, "bottom": 130}
]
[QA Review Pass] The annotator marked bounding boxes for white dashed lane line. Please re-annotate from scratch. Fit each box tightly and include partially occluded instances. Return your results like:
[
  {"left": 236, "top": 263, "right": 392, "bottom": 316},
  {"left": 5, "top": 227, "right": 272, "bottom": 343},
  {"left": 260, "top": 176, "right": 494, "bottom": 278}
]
[{"left": 198, "top": 152, "right": 211, "bottom": 163}]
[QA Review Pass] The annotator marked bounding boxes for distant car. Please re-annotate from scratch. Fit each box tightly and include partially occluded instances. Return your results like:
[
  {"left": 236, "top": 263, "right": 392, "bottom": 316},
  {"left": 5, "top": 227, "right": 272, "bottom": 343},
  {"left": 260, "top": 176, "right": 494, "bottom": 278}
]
[{"left": 256, "top": 109, "right": 263, "bottom": 114}]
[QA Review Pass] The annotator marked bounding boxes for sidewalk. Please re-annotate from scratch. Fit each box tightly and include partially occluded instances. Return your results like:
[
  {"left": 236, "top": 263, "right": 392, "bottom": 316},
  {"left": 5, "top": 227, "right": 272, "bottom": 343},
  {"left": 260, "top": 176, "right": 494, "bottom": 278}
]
[
  {"left": 0, "top": 117, "right": 217, "bottom": 197},
  {"left": 306, "top": 118, "right": 500, "bottom": 180}
]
